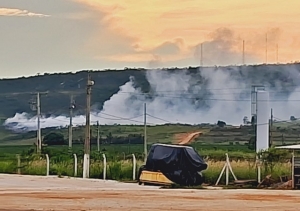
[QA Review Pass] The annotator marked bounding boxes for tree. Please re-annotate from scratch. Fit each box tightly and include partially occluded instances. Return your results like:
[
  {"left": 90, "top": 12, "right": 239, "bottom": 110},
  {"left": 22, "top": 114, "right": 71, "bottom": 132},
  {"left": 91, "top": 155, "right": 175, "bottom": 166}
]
[
  {"left": 217, "top": 120, "right": 226, "bottom": 127},
  {"left": 43, "top": 132, "right": 66, "bottom": 145}
]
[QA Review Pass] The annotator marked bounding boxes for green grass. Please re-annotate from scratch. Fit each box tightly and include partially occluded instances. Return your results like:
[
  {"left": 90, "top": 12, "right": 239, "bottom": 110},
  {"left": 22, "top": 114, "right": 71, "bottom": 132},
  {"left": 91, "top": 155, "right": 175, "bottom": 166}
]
[
  {"left": 0, "top": 153, "right": 291, "bottom": 185},
  {"left": 0, "top": 143, "right": 293, "bottom": 186},
  {"left": 1, "top": 124, "right": 205, "bottom": 145},
  {"left": 0, "top": 123, "right": 297, "bottom": 187},
  {"left": 0, "top": 143, "right": 256, "bottom": 162},
  {"left": 2, "top": 123, "right": 300, "bottom": 147}
]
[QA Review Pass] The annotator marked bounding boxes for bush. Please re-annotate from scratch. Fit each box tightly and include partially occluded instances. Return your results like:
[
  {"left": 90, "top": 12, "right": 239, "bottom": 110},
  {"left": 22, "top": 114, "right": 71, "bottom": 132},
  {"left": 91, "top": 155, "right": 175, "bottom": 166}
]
[{"left": 43, "top": 132, "right": 66, "bottom": 145}]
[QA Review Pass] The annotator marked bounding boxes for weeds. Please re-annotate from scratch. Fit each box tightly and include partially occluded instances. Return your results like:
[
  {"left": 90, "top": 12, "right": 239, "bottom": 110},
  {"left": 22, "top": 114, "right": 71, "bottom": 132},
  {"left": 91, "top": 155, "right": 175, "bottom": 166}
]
[
  {"left": 0, "top": 146, "right": 293, "bottom": 185},
  {"left": 0, "top": 154, "right": 291, "bottom": 185}
]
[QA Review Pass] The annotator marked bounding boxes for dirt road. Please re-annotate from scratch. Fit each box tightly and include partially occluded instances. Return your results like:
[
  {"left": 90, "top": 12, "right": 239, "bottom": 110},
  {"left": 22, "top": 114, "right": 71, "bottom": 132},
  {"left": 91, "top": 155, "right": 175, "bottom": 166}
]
[
  {"left": 0, "top": 174, "right": 300, "bottom": 211},
  {"left": 176, "top": 131, "right": 202, "bottom": 145}
]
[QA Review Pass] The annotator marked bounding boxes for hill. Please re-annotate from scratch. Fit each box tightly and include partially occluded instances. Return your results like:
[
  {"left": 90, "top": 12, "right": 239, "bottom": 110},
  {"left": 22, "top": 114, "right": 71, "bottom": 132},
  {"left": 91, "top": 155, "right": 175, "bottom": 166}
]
[
  {"left": 0, "top": 63, "right": 299, "bottom": 119},
  {"left": 0, "top": 62, "right": 299, "bottom": 145},
  {"left": 1, "top": 63, "right": 300, "bottom": 137},
  {"left": 0, "top": 68, "right": 148, "bottom": 118}
]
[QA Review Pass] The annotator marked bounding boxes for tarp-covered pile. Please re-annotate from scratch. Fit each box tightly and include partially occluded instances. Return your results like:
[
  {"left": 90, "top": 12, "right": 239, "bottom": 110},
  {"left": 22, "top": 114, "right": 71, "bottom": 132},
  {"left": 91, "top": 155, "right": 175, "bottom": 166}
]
[{"left": 142, "top": 143, "right": 208, "bottom": 186}]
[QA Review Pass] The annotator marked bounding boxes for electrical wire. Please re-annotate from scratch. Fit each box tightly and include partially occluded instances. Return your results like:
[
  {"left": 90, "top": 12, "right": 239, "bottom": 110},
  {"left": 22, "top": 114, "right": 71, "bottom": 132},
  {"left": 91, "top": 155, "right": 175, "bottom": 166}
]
[
  {"left": 105, "top": 91, "right": 300, "bottom": 102},
  {"left": 146, "top": 113, "right": 175, "bottom": 123}
]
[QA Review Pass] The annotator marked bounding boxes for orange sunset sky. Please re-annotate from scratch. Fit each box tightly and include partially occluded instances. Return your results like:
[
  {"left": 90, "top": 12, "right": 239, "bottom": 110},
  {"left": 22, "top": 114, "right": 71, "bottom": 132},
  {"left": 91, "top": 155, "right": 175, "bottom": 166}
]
[{"left": 1, "top": 0, "right": 300, "bottom": 78}]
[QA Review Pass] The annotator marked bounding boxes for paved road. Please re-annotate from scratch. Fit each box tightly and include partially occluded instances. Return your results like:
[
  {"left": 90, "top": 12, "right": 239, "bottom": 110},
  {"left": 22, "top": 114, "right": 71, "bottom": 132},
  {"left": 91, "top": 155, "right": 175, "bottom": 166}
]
[{"left": 0, "top": 174, "right": 299, "bottom": 211}]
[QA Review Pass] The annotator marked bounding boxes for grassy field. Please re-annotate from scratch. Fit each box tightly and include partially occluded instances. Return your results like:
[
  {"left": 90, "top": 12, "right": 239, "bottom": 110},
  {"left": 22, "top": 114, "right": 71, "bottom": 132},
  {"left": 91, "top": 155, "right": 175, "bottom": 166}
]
[
  {"left": 1, "top": 121, "right": 300, "bottom": 146},
  {"left": 0, "top": 123, "right": 297, "bottom": 186},
  {"left": 0, "top": 147, "right": 291, "bottom": 185},
  {"left": 0, "top": 142, "right": 293, "bottom": 185}
]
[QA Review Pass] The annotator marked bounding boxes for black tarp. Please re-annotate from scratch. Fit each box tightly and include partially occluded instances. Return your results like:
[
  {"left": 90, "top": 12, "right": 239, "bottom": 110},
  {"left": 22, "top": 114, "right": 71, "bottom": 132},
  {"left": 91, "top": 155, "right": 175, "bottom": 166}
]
[{"left": 142, "top": 143, "right": 208, "bottom": 186}]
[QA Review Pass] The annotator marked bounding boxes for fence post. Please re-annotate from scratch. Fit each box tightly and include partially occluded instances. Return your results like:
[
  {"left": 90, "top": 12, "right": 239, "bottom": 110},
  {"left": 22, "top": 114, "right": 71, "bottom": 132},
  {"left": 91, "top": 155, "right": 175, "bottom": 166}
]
[
  {"left": 16, "top": 154, "right": 21, "bottom": 175},
  {"left": 122, "top": 152, "right": 125, "bottom": 160},
  {"left": 132, "top": 154, "right": 136, "bottom": 180},
  {"left": 73, "top": 154, "right": 77, "bottom": 177},
  {"left": 256, "top": 155, "right": 261, "bottom": 183},
  {"left": 45, "top": 154, "right": 49, "bottom": 176},
  {"left": 225, "top": 153, "right": 229, "bottom": 185},
  {"left": 83, "top": 154, "right": 87, "bottom": 178},
  {"left": 103, "top": 154, "right": 106, "bottom": 180},
  {"left": 83, "top": 154, "right": 90, "bottom": 179}
]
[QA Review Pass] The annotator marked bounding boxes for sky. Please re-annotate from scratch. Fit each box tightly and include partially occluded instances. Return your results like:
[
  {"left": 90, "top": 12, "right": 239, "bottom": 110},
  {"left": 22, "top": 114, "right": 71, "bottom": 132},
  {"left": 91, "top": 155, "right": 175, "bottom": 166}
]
[{"left": 1, "top": 0, "right": 300, "bottom": 78}]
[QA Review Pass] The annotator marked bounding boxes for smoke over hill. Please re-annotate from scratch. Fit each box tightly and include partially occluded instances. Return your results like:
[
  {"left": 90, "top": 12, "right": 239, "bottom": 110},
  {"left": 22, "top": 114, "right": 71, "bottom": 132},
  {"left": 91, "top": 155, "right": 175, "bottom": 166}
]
[{"left": 4, "top": 64, "right": 300, "bottom": 132}]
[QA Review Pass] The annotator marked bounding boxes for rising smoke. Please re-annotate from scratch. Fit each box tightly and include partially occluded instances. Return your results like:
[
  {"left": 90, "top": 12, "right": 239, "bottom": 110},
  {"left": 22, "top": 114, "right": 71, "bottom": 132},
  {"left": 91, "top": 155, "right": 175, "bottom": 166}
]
[{"left": 4, "top": 65, "right": 300, "bottom": 132}]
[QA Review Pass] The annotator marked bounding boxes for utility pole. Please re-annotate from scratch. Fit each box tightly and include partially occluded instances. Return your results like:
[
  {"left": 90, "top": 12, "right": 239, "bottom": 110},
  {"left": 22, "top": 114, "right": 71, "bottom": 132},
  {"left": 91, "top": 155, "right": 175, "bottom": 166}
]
[
  {"left": 200, "top": 43, "right": 203, "bottom": 67},
  {"left": 29, "top": 92, "right": 48, "bottom": 154},
  {"left": 265, "top": 33, "right": 268, "bottom": 64},
  {"left": 97, "top": 120, "right": 100, "bottom": 152},
  {"left": 144, "top": 103, "right": 147, "bottom": 162},
  {"left": 270, "top": 108, "right": 273, "bottom": 127},
  {"left": 83, "top": 73, "right": 94, "bottom": 178},
  {"left": 242, "top": 40, "right": 245, "bottom": 65},
  {"left": 69, "top": 95, "right": 74, "bottom": 149},
  {"left": 37, "top": 92, "right": 41, "bottom": 154},
  {"left": 270, "top": 108, "right": 273, "bottom": 147},
  {"left": 276, "top": 44, "right": 278, "bottom": 64}
]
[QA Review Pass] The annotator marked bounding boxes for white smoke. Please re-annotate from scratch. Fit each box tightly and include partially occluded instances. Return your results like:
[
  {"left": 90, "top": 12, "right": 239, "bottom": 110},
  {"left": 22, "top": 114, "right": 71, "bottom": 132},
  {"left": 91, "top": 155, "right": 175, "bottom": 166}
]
[{"left": 4, "top": 65, "right": 300, "bottom": 132}]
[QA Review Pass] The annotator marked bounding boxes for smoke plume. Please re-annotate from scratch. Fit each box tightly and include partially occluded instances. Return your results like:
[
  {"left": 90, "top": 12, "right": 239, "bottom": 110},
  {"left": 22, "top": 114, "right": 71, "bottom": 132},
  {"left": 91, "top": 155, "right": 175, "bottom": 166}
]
[{"left": 4, "top": 64, "right": 300, "bottom": 132}]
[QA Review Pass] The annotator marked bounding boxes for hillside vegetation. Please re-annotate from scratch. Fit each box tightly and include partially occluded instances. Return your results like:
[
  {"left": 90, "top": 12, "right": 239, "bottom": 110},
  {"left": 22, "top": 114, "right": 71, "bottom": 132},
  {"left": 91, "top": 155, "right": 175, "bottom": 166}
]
[
  {"left": 0, "top": 63, "right": 299, "bottom": 119},
  {"left": 1, "top": 63, "right": 300, "bottom": 145}
]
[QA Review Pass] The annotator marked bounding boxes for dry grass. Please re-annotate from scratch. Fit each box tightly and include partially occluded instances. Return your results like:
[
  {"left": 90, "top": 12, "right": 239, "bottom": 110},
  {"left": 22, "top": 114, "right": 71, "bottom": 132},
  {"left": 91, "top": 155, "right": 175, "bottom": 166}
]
[
  {"left": 0, "top": 158, "right": 291, "bottom": 185},
  {"left": 203, "top": 160, "right": 291, "bottom": 184}
]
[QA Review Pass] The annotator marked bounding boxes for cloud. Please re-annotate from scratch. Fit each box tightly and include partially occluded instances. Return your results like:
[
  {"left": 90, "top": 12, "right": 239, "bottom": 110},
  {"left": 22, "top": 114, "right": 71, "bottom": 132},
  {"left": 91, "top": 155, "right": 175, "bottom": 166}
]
[
  {"left": 2, "top": 0, "right": 300, "bottom": 77},
  {"left": 100, "top": 53, "right": 153, "bottom": 63},
  {"left": 193, "top": 27, "right": 261, "bottom": 66},
  {"left": 148, "top": 55, "right": 163, "bottom": 68},
  {"left": 96, "top": 38, "right": 186, "bottom": 65},
  {"left": 0, "top": 8, "right": 49, "bottom": 17},
  {"left": 151, "top": 38, "right": 184, "bottom": 55},
  {"left": 72, "top": 0, "right": 300, "bottom": 67}
]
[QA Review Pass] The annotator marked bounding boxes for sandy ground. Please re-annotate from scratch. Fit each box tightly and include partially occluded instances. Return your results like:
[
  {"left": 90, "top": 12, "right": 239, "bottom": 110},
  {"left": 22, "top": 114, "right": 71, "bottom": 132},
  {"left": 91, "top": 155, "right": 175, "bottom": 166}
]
[
  {"left": 0, "top": 174, "right": 300, "bottom": 211},
  {"left": 175, "top": 131, "right": 202, "bottom": 145}
]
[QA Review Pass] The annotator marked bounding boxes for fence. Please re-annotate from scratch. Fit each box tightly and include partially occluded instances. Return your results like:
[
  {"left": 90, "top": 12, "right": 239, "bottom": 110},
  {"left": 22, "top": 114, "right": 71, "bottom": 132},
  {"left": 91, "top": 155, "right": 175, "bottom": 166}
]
[
  {"left": 4, "top": 152, "right": 139, "bottom": 181},
  {"left": 0, "top": 153, "right": 292, "bottom": 185}
]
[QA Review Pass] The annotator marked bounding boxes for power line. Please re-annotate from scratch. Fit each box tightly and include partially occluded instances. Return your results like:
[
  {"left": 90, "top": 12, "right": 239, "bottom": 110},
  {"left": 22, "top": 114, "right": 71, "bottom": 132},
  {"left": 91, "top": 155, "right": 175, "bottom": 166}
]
[
  {"left": 3, "top": 84, "right": 300, "bottom": 101},
  {"left": 100, "top": 112, "right": 155, "bottom": 125},
  {"left": 25, "top": 111, "right": 150, "bottom": 125},
  {"left": 255, "top": 116, "right": 300, "bottom": 126},
  {"left": 110, "top": 92, "right": 300, "bottom": 102},
  {"left": 101, "top": 115, "right": 150, "bottom": 124},
  {"left": 146, "top": 113, "right": 175, "bottom": 123},
  {"left": 74, "top": 104, "right": 148, "bottom": 123},
  {"left": 94, "top": 83, "right": 300, "bottom": 93}
]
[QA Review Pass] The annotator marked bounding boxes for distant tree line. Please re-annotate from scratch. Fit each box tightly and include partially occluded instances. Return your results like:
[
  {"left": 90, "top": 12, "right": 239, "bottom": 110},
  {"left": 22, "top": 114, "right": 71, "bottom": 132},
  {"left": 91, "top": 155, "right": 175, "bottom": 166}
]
[{"left": 43, "top": 132, "right": 144, "bottom": 146}]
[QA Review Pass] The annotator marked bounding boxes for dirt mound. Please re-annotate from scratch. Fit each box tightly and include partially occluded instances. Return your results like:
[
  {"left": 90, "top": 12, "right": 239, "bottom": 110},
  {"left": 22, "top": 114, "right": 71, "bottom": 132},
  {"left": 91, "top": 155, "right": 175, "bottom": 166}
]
[{"left": 175, "top": 132, "right": 202, "bottom": 145}]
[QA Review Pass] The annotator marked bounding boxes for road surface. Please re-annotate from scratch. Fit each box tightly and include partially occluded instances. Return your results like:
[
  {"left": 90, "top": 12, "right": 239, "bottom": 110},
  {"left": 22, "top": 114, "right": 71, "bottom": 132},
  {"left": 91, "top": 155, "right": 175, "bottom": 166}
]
[
  {"left": 0, "top": 174, "right": 300, "bottom": 211},
  {"left": 176, "top": 131, "right": 202, "bottom": 145}
]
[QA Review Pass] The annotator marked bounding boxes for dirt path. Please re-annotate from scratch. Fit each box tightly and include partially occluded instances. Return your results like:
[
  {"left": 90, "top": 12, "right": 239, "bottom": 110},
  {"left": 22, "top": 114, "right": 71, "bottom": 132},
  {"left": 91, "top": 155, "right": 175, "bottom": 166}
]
[
  {"left": 176, "top": 131, "right": 202, "bottom": 145},
  {"left": 1, "top": 174, "right": 300, "bottom": 211}
]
